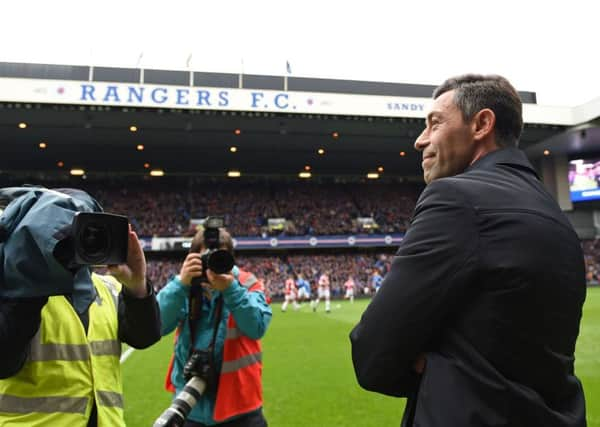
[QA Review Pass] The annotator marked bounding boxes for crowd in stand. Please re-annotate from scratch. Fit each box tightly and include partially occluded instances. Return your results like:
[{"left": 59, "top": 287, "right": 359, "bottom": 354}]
[
  {"left": 145, "top": 252, "right": 394, "bottom": 298},
  {"left": 145, "top": 240, "right": 600, "bottom": 296},
  {"left": 3, "top": 175, "right": 600, "bottom": 288},
  {"left": 88, "top": 180, "right": 420, "bottom": 238},
  {"left": 582, "top": 239, "right": 600, "bottom": 286}
]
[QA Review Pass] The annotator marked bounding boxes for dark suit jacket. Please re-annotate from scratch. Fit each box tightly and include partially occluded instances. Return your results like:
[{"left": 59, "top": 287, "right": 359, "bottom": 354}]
[{"left": 350, "top": 147, "right": 587, "bottom": 426}]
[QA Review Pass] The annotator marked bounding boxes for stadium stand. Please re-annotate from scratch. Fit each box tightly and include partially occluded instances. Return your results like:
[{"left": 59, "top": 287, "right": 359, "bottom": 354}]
[
  {"left": 3, "top": 175, "right": 600, "bottom": 290},
  {"left": 1, "top": 61, "right": 599, "bottom": 298},
  {"left": 582, "top": 239, "right": 600, "bottom": 286},
  {"left": 0, "top": 176, "right": 421, "bottom": 238},
  {"left": 143, "top": 251, "right": 394, "bottom": 298},
  {"left": 91, "top": 180, "right": 421, "bottom": 238}
]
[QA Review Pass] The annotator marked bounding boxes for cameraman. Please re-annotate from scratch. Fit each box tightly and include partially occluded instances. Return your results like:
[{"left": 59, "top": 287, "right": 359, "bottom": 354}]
[
  {"left": 157, "top": 227, "right": 272, "bottom": 427},
  {"left": 0, "top": 188, "right": 162, "bottom": 426}
]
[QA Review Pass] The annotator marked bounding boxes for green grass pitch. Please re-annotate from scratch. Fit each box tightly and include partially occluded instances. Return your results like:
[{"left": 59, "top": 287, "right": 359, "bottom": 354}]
[{"left": 123, "top": 287, "right": 600, "bottom": 426}]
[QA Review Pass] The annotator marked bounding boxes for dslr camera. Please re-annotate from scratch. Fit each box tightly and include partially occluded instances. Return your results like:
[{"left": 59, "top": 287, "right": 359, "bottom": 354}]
[
  {"left": 71, "top": 212, "right": 129, "bottom": 265},
  {"left": 192, "top": 216, "right": 234, "bottom": 285}
]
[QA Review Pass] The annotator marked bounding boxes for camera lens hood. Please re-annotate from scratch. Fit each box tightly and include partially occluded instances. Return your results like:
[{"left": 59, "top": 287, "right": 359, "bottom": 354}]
[{"left": 207, "top": 250, "right": 234, "bottom": 274}]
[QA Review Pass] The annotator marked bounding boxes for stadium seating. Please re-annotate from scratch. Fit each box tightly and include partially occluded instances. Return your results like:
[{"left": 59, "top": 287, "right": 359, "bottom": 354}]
[
  {"left": 145, "top": 252, "right": 394, "bottom": 298},
  {"left": 87, "top": 180, "right": 422, "bottom": 237}
]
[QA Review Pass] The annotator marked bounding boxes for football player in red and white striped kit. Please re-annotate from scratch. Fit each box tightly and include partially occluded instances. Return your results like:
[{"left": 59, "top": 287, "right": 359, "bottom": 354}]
[
  {"left": 311, "top": 271, "right": 331, "bottom": 313},
  {"left": 281, "top": 274, "right": 300, "bottom": 312}
]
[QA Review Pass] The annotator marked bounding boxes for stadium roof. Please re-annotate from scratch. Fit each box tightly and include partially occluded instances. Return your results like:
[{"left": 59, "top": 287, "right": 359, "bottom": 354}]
[
  {"left": 0, "top": 102, "right": 568, "bottom": 179},
  {"left": 0, "top": 62, "right": 596, "bottom": 180}
]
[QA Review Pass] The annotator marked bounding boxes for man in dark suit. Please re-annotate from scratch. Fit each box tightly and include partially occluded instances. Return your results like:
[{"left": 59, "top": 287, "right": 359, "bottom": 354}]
[{"left": 350, "top": 74, "right": 587, "bottom": 426}]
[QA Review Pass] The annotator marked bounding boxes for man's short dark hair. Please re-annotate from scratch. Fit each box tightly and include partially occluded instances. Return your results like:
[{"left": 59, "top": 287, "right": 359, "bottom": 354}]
[
  {"left": 433, "top": 74, "right": 523, "bottom": 148},
  {"left": 190, "top": 227, "right": 234, "bottom": 254}
]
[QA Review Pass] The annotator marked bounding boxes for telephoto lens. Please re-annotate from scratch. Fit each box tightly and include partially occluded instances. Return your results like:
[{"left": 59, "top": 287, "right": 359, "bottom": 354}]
[
  {"left": 78, "top": 223, "right": 110, "bottom": 262},
  {"left": 153, "top": 376, "right": 206, "bottom": 427},
  {"left": 71, "top": 212, "right": 128, "bottom": 265}
]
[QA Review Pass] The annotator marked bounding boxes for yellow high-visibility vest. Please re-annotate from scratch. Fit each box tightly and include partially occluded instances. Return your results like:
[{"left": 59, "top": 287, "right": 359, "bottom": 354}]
[{"left": 0, "top": 273, "right": 125, "bottom": 427}]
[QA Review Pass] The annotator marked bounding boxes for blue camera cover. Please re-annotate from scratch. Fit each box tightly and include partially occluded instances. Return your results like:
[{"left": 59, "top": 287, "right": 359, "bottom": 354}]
[{"left": 0, "top": 186, "right": 103, "bottom": 310}]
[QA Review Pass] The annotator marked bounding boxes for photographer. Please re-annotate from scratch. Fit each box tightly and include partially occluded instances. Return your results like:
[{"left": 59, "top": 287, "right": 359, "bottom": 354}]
[
  {"left": 0, "top": 187, "right": 161, "bottom": 426},
  {"left": 157, "top": 225, "right": 271, "bottom": 427}
]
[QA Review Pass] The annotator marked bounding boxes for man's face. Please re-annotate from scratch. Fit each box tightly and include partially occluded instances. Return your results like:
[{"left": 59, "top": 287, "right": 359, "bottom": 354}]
[{"left": 414, "top": 90, "right": 477, "bottom": 184}]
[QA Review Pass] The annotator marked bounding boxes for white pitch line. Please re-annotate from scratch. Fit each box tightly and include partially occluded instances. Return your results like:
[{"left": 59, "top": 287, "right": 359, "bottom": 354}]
[{"left": 120, "top": 347, "right": 135, "bottom": 364}]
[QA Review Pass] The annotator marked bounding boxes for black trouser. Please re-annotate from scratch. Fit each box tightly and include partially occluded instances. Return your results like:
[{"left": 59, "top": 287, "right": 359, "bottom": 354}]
[{"left": 183, "top": 409, "right": 267, "bottom": 427}]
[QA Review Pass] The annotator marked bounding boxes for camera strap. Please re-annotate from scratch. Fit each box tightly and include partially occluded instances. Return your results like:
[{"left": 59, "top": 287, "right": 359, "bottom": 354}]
[
  {"left": 188, "top": 285, "right": 203, "bottom": 352},
  {"left": 188, "top": 288, "right": 223, "bottom": 357},
  {"left": 209, "top": 295, "right": 224, "bottom": 353}
]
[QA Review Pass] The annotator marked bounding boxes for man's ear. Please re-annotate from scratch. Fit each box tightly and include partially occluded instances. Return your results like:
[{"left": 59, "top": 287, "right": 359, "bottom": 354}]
[{"left": 472, "top": 108, "right": 496, "bottom": 142}]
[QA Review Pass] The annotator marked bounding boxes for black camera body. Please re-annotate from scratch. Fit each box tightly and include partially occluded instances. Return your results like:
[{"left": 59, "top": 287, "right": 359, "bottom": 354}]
[
  {"left": 183, "top": 349, "right": 219, "bottom": 392},
  {"left": 71, "top": 212, "right": 129, "bottom": 265},
  {"left": 192, "top": 217, "right": 234, "bottom": 285}
]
